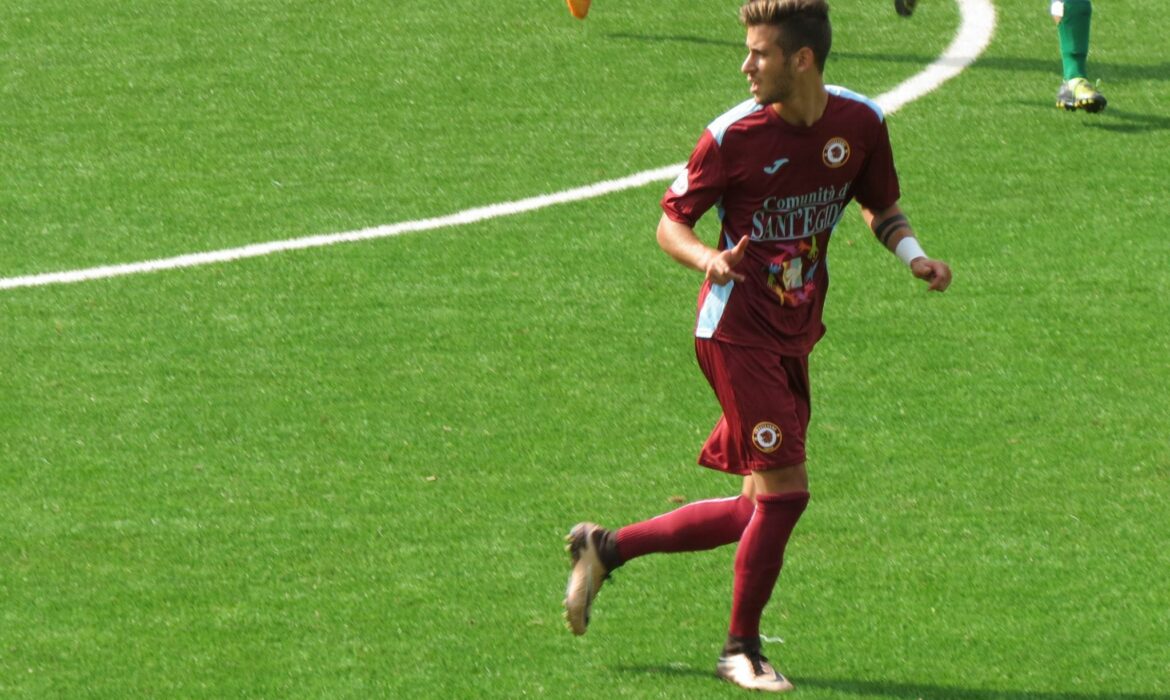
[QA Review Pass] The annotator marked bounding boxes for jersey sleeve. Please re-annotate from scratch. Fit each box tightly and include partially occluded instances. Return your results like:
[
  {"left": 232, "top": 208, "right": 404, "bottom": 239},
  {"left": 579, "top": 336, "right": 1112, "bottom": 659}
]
[
  {"left": 850, "top": 118, "right": 901, "bottom": 212},
  {"left": 661, "top": 129, "right": 728, "bottom": 228}
]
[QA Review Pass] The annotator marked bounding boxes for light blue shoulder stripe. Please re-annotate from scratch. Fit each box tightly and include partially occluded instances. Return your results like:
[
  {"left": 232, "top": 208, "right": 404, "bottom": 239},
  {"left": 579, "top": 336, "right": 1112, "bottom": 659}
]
[
  {"left": 826, "top": 85, "right": 885, "bottom": 122},
  {"left": 706, "top": 99, "right": 765, "bottom": 146}
]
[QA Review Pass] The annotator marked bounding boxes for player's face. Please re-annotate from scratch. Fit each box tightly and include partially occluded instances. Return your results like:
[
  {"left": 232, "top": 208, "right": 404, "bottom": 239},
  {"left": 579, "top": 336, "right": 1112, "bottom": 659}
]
[{"left": 742, "top": 24, "right": 796, "bottom": 105}]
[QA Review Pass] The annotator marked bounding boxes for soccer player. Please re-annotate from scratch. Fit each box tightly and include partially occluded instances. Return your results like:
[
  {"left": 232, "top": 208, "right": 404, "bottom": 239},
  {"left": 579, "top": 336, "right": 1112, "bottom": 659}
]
[
  {"left": 1051, "top": 0, "right": 1106, "bottom": 112},
  {"left": 563, "top": 0, "right": 952, "bottom": 693}
]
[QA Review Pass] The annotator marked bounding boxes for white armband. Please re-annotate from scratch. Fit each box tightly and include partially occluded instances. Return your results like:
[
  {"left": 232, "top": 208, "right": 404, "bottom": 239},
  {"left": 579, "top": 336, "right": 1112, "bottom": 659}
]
[{"left": 894, "top": 237, "right": 927, "bottom": 267}]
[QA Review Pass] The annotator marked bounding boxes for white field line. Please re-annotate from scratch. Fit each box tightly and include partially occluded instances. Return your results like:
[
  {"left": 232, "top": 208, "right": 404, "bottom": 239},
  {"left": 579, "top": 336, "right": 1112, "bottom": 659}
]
[
  {"left": 0, "top": 0, "right": 995, "bottom": 292},
  {"left": 878, "top": 0, "right": 997, "bottom": 114}
]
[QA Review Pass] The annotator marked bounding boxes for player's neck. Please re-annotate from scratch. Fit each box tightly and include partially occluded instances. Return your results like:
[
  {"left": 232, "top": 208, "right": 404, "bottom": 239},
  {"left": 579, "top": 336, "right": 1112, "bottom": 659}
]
[{"left": 770, "top": 82, "right": 828, "bottom": 128}]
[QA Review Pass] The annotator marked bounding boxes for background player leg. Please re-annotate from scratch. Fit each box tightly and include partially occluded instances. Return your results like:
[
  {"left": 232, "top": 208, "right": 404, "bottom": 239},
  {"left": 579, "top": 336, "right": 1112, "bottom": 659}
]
[{"left": 1053, "top": 0, "right": 1106, "bottom": 112}]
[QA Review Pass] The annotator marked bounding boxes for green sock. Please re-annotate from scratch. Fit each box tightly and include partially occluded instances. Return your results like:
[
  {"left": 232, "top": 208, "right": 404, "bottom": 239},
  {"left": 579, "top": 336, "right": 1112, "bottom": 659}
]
[{"left": 1058, "top": 0, "right": 1092, "bottom": 82}]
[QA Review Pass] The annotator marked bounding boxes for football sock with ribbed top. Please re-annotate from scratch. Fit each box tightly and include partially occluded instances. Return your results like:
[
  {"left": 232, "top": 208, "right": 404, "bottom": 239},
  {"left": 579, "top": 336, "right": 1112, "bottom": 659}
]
[{"left": 727, "top": 491, "right": 810, "bottom": 641}]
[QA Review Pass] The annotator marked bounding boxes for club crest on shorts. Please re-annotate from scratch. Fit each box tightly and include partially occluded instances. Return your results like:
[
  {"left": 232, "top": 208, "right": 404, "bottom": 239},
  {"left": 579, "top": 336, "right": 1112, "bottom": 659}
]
[
  {"left": 822, "top": 137, "right": 850, "bottom": 168},
  {"left": 751, "top": 421, "right": 783, "bottom": 453}
]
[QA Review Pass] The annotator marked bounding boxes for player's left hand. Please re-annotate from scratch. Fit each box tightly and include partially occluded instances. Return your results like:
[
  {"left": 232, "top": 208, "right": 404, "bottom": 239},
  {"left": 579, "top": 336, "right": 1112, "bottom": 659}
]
[{"left": 910, "top": 258, "right": 952, "bottom": 292}]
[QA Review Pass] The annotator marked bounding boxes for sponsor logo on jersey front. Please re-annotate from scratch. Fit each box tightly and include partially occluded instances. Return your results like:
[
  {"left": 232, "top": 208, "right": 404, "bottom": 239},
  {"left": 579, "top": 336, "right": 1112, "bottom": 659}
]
[
  {"left": 752, "top": 421, "right": 783, "bottom": 453},
  {"left": 750, "top": 183, "right": 850, "bottom": 241},
  {"left": 822, "top": 137, "right": 850, "bottom": 168}
]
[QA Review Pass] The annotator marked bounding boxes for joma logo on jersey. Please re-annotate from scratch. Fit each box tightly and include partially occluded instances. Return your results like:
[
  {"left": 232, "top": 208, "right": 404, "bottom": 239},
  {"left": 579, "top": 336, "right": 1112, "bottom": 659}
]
[{"left": 763, "top": 158, "right": 790, "bottom": 175}]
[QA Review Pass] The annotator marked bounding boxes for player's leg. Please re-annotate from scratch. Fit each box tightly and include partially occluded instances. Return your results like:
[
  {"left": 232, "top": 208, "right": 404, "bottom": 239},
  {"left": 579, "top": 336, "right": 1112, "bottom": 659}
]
[
  {"left": 607, "top": 340, "right": 797, "bottom": 568},
  {"left": 1053, "top": 0, "right": 1106, "bottom": 112},
  {"left": 564, "top": 340, "right": 793, "bottom": 637},
  {"left": 717, "top": 465, "right": 808, "bottom": 693},
  {"left": 699, "top": 347, "right": 811, "bottom": 692},
  {"left": 564, "top": 477, "right": 756, "bottom": 636},
  {"left": 616, "top": 484, "right": 756, "bottom": 560},
  {"left": 1057, "top": 0, "right": 1091, "bottom": 83}
]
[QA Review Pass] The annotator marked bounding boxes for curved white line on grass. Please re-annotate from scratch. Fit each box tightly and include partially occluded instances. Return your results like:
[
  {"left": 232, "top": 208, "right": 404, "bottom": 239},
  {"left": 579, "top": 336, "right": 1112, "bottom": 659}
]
[
  {"left": 878, "top": 0, "right": 996, "bottom": 114},
  {"left": 0, "top": 0, "right": 995, "bottom": 292},
  {"left": 0, "top": 164, "right": 685, "bottom": 291}
]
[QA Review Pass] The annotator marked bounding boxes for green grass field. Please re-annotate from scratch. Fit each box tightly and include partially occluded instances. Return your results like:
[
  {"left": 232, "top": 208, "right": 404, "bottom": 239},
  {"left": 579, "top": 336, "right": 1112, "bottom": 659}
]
[{"left": 2, "top": 1, "right": 1168, "bottom": 697}]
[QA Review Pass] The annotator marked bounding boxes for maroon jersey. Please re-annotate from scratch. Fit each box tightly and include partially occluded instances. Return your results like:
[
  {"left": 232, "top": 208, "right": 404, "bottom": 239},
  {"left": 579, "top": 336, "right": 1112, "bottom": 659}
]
[{"left": 662, "top": 87, "right": 900, "bottom": 355}]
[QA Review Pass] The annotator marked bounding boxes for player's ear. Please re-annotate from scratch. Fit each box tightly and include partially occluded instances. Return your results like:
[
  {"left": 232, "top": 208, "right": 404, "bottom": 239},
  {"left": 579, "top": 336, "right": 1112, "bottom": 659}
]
[{"left": 795, "top": 46, "right": 816, "bottom": 72}]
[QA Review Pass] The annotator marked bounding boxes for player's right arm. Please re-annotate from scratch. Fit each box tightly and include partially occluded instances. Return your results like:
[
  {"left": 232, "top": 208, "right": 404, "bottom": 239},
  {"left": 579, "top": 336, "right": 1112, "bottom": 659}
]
[
  {"left": 656, "top": 214, "right": 748, "bottom": 285},
  {"left": 660, "top": 127, "right": 745, "bottom": 283}
]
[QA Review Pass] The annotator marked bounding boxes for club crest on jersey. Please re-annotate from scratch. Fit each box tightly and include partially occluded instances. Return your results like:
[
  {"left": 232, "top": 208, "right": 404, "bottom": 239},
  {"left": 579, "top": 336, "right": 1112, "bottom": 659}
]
[
  {"left": 669, "top": 168, "right": 689, "bottom": 196},
  {"left": 752, "top": 421, "right": 783, "bottom": 453},
  {"left": 822, "top": 137, "right": 850, "bottom": 168}
]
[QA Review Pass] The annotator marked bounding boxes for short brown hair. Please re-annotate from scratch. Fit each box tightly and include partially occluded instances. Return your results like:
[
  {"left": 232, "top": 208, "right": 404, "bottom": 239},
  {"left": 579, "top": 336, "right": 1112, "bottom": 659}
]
[{"left": 740, "top": 0, "right": 832, "bottom": 71}]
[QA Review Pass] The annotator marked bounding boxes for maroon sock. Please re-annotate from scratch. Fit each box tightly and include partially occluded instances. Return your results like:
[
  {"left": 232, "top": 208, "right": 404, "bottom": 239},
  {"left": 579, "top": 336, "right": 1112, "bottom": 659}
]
[
  {"left": 727, "top": 491, "right": 810, "bottom": 640},
  {"left": 615, "top": 495, "right": 755, "bottom": 563}
]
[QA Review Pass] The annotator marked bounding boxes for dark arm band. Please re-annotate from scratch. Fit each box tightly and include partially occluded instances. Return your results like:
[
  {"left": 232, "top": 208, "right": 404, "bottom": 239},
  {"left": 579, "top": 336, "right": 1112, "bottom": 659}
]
[{"left": 873, "top": 214, "right": 910, "bottom": 246}]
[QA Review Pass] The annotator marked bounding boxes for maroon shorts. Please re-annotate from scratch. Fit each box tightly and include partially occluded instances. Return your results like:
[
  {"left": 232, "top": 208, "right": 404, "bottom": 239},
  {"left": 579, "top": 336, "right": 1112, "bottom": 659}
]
[{"left": 694, "top": 338, "right": 811, "bottom": 474}]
